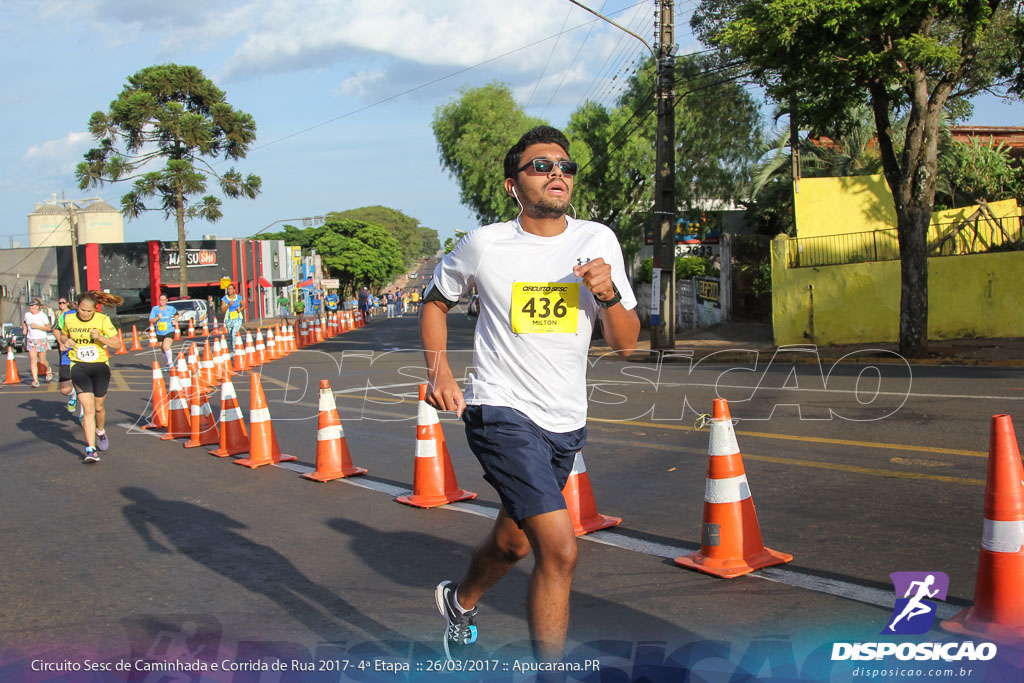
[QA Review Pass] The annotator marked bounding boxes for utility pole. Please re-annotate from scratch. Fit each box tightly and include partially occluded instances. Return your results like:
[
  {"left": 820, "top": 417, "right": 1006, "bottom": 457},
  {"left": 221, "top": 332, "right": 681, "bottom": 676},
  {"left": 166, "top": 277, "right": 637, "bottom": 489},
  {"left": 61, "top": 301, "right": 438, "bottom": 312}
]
[
  {"left": 650, "top": 0, "right": 676, "bottom": 350},
  {"left": 567, "top": 0, "right": 676, "bottom": 347},
  {"left": 67, "top": 204, "right": 81, "bottom": 296}
]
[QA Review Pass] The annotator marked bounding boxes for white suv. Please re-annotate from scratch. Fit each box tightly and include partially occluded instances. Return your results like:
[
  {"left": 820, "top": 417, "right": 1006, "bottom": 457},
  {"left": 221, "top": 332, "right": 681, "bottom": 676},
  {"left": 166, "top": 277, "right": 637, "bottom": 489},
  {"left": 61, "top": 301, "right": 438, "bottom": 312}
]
[{"left": 166, "top": 299, "right": 210, "bottom": 330}]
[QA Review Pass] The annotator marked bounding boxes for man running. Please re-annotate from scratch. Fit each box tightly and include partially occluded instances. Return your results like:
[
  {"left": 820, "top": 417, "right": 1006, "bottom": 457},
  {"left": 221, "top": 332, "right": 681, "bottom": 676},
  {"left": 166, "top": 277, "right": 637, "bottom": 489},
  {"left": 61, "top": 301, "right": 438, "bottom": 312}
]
[{"left": 420, "top": 126, "right": 639, "bottom": 662}]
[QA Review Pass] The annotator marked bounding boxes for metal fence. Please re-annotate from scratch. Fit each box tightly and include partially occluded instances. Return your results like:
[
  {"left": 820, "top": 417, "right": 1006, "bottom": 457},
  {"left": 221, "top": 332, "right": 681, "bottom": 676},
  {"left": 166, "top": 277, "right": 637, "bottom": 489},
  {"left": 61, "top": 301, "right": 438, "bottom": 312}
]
[{"left": 787, "top": 215, "right": 1024, "bottom": 268}]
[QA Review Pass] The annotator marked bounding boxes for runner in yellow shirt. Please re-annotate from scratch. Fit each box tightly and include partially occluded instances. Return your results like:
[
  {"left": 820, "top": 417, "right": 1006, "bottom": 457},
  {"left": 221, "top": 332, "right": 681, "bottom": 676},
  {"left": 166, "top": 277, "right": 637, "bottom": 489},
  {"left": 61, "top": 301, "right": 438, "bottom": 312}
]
[{"left": 55, "top": 291, "right": 124, "bottom": 463}]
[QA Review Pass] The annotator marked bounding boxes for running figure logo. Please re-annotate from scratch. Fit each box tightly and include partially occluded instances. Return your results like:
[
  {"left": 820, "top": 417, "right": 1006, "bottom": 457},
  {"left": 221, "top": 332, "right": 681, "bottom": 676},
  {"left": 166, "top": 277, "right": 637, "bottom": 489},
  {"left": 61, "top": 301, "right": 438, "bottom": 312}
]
[{"left": 883, "top": 571, "right": 950, "bottom": 635}]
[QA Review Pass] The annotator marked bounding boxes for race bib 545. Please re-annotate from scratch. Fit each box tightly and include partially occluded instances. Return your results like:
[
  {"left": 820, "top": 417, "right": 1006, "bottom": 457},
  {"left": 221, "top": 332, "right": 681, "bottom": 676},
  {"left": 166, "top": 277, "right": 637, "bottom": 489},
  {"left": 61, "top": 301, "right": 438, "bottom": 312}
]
[{"left": 510, "top": 282, "right": 579, "bottom": 334}]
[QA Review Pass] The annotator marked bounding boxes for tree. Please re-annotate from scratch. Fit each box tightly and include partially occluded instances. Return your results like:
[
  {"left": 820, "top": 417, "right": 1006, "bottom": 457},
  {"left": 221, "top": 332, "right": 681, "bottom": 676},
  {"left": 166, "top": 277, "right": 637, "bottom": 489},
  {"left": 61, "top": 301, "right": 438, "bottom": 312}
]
[
  {"left": 326, "top": 206, "right": 439, "bottom": 265},
  {"left": 77, "top": 64, "right": 261, "bottom": 297},
  {"left": 432, "top": 82, "right": 546, "bottom": 225},
  {"left": 567, "top": 54, "right": 763, "bottom": 262},
  {"left": 935, "top": 135, "right": 1024, "bottom": 209},
  {"left": 692, "top": 0, "right": 1024, "bottom": 356},
  {"left": 258, "top": 220, "right": 405, "bottom": 294},
  {"left": 433, "top": 57, "right": 762, "bottom": 264}
]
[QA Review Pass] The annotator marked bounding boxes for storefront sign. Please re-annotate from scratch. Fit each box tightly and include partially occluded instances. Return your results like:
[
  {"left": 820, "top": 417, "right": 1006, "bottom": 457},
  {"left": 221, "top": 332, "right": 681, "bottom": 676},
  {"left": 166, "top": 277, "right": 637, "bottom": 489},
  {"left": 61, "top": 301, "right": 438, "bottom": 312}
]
[{"left": 166, "top": 249, "right": 217, "bottom": 268}]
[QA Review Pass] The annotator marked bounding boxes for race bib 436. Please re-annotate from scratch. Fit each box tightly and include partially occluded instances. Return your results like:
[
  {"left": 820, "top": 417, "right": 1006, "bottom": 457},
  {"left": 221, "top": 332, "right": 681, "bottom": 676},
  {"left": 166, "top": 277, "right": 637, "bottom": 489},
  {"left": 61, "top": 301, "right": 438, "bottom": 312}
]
[{"left": 511, "top": 282, "right": 579, "bottom": 334}]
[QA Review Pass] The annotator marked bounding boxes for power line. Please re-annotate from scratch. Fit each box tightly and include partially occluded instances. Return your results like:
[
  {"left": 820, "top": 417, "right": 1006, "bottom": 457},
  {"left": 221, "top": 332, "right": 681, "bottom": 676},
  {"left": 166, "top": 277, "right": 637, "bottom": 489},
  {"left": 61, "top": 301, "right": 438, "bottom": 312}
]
[
  {"left": 525, "top": 4, "right": 573, "bottom": 110},
  {"left": 540, "top": 0, "right": 609, "bottom": 117},
  {"left": 574, "top": 1, "right": 653, "bottom": 110},
  {"left": 250, "top": 6, "right": 648, "bottom": 154}
]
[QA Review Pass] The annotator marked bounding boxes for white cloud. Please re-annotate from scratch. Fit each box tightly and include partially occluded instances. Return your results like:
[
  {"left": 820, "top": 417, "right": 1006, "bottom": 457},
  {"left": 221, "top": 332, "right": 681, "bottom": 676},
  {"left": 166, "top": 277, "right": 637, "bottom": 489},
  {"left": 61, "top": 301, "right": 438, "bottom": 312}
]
[
  {"left": 23, "top": 132, "right": 92, "bottom": 173},
  {"left": 219, "top": 0, "right": 603, "bottom": 80},
  {"left": 335, "top": 69, "right": 386, "bottom": 97}
]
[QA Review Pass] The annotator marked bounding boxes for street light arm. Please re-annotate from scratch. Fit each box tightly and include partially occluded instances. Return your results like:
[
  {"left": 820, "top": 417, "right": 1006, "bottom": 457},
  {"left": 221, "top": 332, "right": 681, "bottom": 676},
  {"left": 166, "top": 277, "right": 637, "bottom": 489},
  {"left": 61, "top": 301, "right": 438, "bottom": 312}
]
[
  {"left": 252, "top": 217, "right": 315, "bottom": 237},
  {"left": 566, "top": 0, "right": 655, "bottom": 56}
]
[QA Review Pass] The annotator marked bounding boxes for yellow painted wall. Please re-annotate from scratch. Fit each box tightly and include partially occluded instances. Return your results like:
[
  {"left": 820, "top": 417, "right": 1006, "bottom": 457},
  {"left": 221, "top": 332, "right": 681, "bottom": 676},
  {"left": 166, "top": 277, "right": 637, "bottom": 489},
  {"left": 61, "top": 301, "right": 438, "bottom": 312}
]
[
  {"left": 794, "top": 176, "right": 896, "bottom": 238},
  {"left": 771, "top": 234, "right": 1024, "bottom": 344}
]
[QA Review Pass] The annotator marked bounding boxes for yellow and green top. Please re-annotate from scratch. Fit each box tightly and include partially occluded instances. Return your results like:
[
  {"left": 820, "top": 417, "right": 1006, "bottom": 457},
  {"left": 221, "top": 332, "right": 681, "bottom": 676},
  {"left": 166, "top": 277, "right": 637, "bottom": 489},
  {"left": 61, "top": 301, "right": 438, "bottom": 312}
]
[{"left": 64, "top": 311, "right": 118, "bottom": 365}]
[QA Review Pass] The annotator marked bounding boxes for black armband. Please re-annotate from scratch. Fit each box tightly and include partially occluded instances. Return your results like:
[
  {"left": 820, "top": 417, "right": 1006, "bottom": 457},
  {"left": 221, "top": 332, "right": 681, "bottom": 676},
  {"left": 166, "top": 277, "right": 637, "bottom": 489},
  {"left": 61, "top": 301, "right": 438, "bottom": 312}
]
[{"left": 422, "top": 282, "right": 458, "bottom": 309}]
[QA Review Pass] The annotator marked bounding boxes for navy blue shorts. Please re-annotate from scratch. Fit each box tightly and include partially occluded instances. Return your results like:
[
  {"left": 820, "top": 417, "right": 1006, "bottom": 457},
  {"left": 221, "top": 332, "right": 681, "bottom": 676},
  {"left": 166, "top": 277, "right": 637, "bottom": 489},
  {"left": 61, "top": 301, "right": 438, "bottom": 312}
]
[{"left": 462, "top": 404, "right": 587, "bottom": 525}]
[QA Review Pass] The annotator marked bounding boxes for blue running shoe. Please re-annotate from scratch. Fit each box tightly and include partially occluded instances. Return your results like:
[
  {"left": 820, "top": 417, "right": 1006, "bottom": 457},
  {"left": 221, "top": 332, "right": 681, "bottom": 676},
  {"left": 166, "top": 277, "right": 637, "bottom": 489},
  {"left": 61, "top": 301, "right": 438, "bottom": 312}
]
[
  {"left": 435, "top": 581, "right": 478, "bottom": 661},
  {"left": 84, "top": 447, "right": 100, "bottom": 463}
]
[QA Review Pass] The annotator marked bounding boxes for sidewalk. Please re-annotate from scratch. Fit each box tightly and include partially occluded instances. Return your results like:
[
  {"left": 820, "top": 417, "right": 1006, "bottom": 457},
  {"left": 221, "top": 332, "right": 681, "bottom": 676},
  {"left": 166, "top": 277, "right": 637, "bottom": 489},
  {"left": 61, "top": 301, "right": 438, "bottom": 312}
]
[{"left": 591, "top": 320, "right": 1024, "bottom": 366}]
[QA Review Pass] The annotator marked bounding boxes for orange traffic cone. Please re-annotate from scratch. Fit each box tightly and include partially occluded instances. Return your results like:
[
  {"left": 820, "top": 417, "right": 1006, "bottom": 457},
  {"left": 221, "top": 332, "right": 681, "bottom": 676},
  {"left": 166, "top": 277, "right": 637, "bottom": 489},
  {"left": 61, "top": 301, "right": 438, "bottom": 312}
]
[
  {"left": 184, "top": 381, "right": 219, "bottom": 448},
  {"left": 561, "top": 451, "right": 621, "bottom": 536},
  {"left": 140, "top": 362, "right": 169, "bottom": 431},
  {"left": 130, "top": 325, "right": 143, "bottom": 351},
  {"left": 299, "top": 320, "right": 308, "bottom": 348},
  {"left": 201, "top": 319, "right": 210, "bottom": 337},
  {"left": 235, "top": 373, "right": 296, "bottom": 468},
  {"left": 4, "top": 347, "right": 22, "bottom": 385},
  {"left": 209, "top": 380, "right": 249, "bottom": 457},
  {"left": 941, "top": 414, "right": 1024, "bottom": 644},
  {"left": 115, "top": 329, "right": 129, "bottom": 354},
  {"left": 303, "top": 380, "right": 367, "bottom": 481},
  {"left": 232, "top": 336, "right": 246, "bottom": 372},
  {"left": 396, "top": 384, "right": 476, "bottom": 508},
  {"left": 148, "top": 325, "right": 158, "bottom": 347},
  {"left": 160, "top": 370, "right": 193, "bottom": 440},
  {"left": 173, "top": 325, "right": 181, "bottom": 341},
  {"left": 255, "top": 330, "right": 266, "bottom": 366},
  {"left": 187, "top": 318, "right": 196, "bottom": 338},
  {"left": 244, "top": 331, "right": 257, "bottom": 368},
  {"left": 265, "top": 328, "right": 278, "bottom": 361},
  {"left": 675, "top": 399, "right": 792, "bottom": 578},
  {"left": 202, "top": 339, "right": 218, "bottom": 388}
]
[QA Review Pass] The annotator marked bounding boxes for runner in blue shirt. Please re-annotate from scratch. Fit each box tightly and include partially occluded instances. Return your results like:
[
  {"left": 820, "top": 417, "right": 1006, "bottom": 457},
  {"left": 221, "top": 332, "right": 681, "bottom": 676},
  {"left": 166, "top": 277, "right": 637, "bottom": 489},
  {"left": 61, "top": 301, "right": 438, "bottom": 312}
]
[
  {"left": 221, "top": 284, "right": 244, "bottom": 346},
  {"left": 324, "top": 291, "right": 340, "bottom": 312},
  {"left": 149, "top": 293, "right": 180, "bottom": 370}
]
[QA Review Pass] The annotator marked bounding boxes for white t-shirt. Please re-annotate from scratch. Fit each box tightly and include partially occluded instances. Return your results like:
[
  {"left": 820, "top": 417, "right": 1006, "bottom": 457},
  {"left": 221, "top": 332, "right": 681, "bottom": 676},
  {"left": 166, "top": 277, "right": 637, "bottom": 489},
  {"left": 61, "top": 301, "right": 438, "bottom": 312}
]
[
  {"left": 24, "top": 310, "right": 50, "bottom": 340},
  {"left": 430, "top": 217, "right": 637, "bottom": 432}
]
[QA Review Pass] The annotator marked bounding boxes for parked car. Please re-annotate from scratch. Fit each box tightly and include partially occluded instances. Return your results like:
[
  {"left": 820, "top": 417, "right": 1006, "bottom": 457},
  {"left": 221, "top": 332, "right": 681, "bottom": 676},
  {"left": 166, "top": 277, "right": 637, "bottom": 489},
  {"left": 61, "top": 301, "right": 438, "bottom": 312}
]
[{"left": 165, "top": 299, "right": 210, "bottom": 330}]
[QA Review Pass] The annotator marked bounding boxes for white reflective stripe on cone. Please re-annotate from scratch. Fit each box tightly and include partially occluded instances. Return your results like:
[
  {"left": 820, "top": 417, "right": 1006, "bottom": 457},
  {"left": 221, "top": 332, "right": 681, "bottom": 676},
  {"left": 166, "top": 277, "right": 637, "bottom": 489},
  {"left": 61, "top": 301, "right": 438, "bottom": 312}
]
[
  {"left": 169, "top": 399, "right": 189, "bottom": 411},
  {"left": 569, "top": 452, "right": 586, "bottom": 476},
  {"left": 221, "top": 382, "right": 237, "bottom": 400},
  {"left": 152, "top": 368, "right": 162, "bottom": 378},
  {"left": 708, "top": 419, "right": 740, "bottom": 456},
  {"left": 415, "top": 439, "right": 438, "bottom": 458},
  {"left": 704, "top": 474, "right": 751, "bottom": 504},
  {"left": 221, "top": 406, "right": 244, "bottom": 422},
  {"left": 190, "top": 405, "right": 201, "bottom": 416},
  {"left": 250, "top": 407, "right": 272, "bottom": 423},
  {"left": 319, "top": 391, "right": 336, "bottom": 412},
  {"left": 983, "top": 518, "right": 1024, "bottom": 553},
  {"left": 201, "top": 403, "right": 213, "bottom": 417},
  {"left": 317, "top": 426, "right": 342, "bottom": 441},
  {"left": 417, "top": 399, "right": 439, "bottom": 426}
]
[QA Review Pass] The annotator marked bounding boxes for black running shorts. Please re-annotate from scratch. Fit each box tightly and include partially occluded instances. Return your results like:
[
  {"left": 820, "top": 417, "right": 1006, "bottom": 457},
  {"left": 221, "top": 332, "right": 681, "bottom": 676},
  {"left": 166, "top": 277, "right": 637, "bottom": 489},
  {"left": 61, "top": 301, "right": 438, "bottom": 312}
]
[{"left": 71, "top": 362, "right": 112, "bottom": 398}]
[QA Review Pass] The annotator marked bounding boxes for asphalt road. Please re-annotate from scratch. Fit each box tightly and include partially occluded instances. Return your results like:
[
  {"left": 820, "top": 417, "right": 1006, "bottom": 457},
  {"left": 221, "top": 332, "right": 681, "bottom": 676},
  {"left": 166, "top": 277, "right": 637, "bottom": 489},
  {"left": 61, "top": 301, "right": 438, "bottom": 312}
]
[{"left": 2, "top": 310, "right": 1022, "bottom": 682}]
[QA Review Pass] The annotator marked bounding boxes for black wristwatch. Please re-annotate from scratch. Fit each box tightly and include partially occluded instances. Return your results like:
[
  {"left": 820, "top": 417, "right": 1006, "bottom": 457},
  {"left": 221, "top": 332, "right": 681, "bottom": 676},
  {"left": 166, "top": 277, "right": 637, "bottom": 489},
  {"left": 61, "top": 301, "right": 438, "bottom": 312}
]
[{"left": 595, "top": 284, "right": 622, "bottom": 309}]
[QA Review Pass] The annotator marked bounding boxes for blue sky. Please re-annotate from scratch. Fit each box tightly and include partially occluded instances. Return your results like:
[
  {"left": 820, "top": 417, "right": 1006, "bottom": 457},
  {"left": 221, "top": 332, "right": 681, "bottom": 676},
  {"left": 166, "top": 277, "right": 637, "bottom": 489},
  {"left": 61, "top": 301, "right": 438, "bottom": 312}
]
[{"left": 3, "top": 0, "right": 1022, "bottom": 249}]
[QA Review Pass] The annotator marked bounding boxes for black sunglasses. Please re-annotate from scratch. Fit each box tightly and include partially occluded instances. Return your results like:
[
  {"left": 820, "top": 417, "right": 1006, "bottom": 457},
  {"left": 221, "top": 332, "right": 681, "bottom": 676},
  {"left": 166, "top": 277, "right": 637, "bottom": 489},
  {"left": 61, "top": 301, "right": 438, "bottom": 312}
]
[
  {"left": 515, "top": 158, "right": 578, "bottom": 176},
  {"left": 58, "top": 300, "right": 68, "bottom": 305}
]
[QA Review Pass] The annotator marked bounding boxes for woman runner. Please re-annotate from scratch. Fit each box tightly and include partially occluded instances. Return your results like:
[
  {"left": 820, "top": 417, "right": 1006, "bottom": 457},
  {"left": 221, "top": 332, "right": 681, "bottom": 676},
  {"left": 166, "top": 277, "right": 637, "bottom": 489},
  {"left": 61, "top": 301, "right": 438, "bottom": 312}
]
[
  {"left": 221, "top": 284, "right": 244, "bottom": 355},
  {"left": 56, "top": 291, "right": 124, "bottom": 463},
  {"left": 149, "top": 293, "right": 180, "bottom": 370}
]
